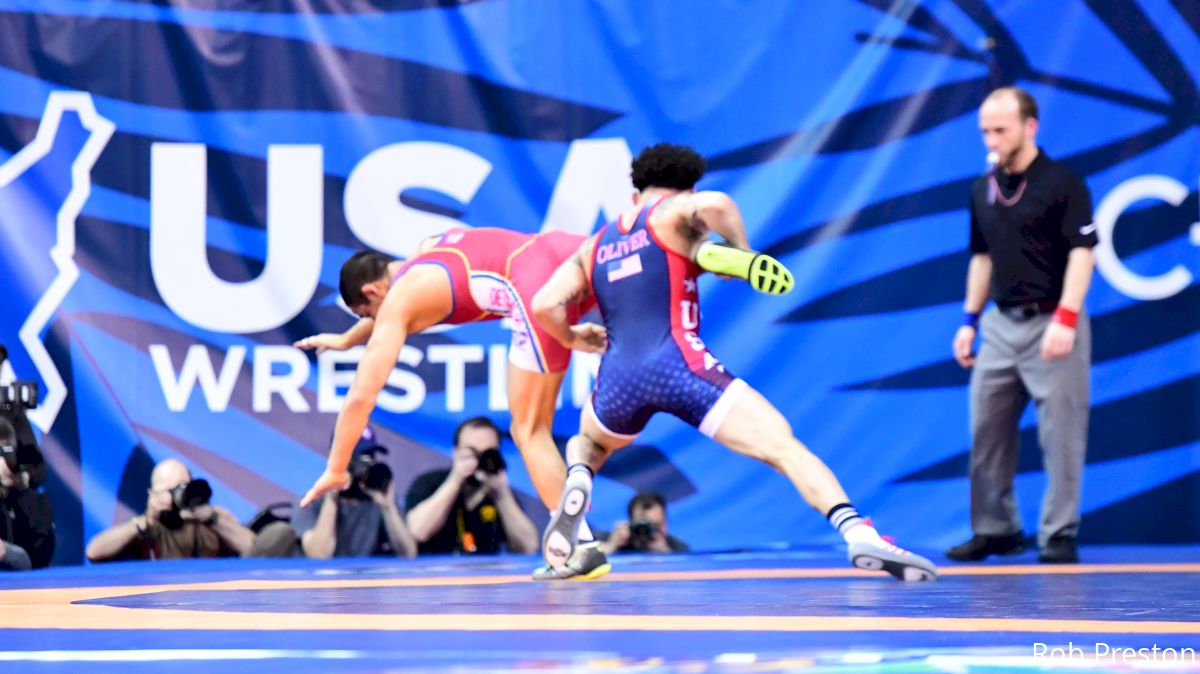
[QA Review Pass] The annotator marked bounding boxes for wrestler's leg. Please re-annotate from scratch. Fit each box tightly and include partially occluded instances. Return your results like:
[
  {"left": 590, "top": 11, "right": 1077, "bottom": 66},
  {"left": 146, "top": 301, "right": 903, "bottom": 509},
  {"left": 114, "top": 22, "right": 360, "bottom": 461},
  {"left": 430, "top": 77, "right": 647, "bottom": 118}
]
[
  {"left": 709, "top": 382, "right": 938, "bottom": 581},
  {"left": 506, "top": 363, "right": 568, "bottom": 512},
  {"left": 542, "top": 402, "right": 635, "bottom": 569}
]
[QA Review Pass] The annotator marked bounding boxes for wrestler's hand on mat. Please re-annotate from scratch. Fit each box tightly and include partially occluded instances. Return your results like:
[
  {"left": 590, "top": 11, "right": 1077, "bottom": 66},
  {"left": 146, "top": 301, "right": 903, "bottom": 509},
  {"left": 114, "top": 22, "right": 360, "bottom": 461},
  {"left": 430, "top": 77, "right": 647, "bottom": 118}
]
[
  {"left": 1040, "top": 322, "right": 1075, "bottom": 361},
  {"left": 293, "top": 333, "right": 343, "bottom": 354},
  {"left": 953, "top": 326, "right": 977, "bottom": 368},
  {"left": 301, "top": 468, "right": 351, "bottom": 507},
  {"left": 568, "top": 323, "right": 608, "bottom": 353}
]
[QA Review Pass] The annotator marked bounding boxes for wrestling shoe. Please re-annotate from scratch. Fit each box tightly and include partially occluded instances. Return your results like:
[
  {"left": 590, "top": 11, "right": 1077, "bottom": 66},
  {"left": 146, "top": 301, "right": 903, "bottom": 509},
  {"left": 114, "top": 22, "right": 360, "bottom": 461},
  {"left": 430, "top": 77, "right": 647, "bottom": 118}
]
[
  {"left": 849, "top": 540, "right": 940, "bottom": 582},
  {"left": 531, "top": 543, "right": 612, "bottom": 581},
  {"left": 542, "top": 476, "right": 591, "bottom": 569},
  {"left": 694, "top": 242, "right": 794, "bottom": 295}
]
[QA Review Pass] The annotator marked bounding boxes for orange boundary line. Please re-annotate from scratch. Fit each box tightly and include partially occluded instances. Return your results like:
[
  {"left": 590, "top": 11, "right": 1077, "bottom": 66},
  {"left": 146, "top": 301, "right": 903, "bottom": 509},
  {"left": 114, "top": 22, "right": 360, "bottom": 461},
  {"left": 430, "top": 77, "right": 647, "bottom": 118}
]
[{"left": 2, "top": 564, "right": 1196, "bottom": 633}]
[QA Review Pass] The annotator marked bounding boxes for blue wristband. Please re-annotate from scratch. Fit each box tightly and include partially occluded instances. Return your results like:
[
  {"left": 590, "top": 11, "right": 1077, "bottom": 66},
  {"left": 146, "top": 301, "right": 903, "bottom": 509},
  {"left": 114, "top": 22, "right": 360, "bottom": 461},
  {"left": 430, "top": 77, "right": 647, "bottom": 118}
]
[{"left": 963, "top": 312, "right": 980, "bottom": 329}]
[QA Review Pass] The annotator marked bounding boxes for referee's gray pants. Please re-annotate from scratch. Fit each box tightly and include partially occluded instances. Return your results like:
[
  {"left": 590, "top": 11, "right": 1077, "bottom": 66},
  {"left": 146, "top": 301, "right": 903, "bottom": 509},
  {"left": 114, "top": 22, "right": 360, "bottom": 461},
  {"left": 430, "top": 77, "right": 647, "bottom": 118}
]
[{"left": 969, "top": 306, "right": 1090, "bottom": 547}]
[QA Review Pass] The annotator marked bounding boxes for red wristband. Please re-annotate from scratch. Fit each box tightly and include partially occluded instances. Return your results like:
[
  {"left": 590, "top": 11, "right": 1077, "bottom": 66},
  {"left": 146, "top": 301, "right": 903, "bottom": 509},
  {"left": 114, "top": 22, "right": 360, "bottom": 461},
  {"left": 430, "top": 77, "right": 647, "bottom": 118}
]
[{"left": 1053, "top": 307, "right": 1079, "bottom": 328}]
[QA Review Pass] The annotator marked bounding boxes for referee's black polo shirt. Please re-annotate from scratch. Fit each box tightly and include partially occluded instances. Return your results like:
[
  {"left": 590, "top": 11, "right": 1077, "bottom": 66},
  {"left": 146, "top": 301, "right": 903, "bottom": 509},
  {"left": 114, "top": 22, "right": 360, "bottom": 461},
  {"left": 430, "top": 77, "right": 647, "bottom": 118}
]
[{"left": 969, "top": 149, "right": 1097, "bottom": 308}]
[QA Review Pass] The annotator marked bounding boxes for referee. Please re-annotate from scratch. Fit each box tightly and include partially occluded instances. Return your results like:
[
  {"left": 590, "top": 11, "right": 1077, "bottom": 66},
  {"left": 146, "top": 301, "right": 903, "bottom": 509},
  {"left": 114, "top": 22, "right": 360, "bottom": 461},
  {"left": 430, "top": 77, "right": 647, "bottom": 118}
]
[{"left": 948, "top": 87, "right": 1097, "bottom": 564}]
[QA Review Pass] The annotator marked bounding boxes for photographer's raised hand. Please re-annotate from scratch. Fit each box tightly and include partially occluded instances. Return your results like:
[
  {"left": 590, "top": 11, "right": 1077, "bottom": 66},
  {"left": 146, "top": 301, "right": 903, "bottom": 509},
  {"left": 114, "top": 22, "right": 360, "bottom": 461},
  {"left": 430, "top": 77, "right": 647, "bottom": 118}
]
[
  {"left": 182, "top": 504, "right": 255, "bottom": 555},
  {"left": 485, "top": 467, "right": 539, "bottom": 554},
  {"left": 645, "top": 526, "right": 673, "bottom": 553},
  {"left": 478, "top": 466, "right": 511, "bottom": 496},
  {"left": 452, "top": 447, "right": 479, "bottom": 483},
  {"left": 367, "top": 480, "right": 417, "bottom": 558},
  {"left": 602, "top": 520, "right": 631, "bottom": 555},
  {"left": 181, "top": 503, "right": 216, "bottom": 525},
  {"left": 145, "top": 487, "right": 173, "bottom": 525},
  {"left": 365, "top": 479, "right": 397, "bottom": 508}
]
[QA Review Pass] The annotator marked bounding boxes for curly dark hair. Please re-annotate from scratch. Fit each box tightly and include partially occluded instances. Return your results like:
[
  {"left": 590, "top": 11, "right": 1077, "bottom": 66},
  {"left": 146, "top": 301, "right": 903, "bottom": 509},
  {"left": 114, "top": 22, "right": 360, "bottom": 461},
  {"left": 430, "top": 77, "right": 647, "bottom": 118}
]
[
  {"left": 631, "top": 143, "right": 706, "bottom": 191},
  {"left": 339, "top": 250, "right": 394, "bottom": 307}
]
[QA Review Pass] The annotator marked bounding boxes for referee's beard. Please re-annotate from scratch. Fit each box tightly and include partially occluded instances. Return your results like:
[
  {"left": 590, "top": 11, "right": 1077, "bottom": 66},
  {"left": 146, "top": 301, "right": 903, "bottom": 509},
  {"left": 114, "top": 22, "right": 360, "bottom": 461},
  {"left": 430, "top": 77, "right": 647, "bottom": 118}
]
[{"left": 993, "top": 129, "right": 1028, "bottom": 174}]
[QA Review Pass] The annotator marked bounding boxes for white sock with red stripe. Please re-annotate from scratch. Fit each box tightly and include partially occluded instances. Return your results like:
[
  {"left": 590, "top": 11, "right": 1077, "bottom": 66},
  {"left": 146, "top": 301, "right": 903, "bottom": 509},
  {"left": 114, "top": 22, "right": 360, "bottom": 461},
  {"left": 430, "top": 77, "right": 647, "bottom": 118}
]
[{"left": 827, "top": 503, "right": 888, "bottom": 547}]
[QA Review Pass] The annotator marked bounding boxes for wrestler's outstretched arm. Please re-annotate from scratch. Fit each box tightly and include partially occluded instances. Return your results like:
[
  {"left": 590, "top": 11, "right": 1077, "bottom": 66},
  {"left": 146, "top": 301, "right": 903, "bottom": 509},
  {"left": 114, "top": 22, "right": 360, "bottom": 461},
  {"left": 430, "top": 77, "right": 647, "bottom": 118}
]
[
  {"left": 301, "top": 268, "right": 450, "bottom": 506},
  {"left": 294, "top": 236, "right": 441, "bottom": 354},
  {"left": 294, "top": 317, "right": 374, "bottom": 353}
]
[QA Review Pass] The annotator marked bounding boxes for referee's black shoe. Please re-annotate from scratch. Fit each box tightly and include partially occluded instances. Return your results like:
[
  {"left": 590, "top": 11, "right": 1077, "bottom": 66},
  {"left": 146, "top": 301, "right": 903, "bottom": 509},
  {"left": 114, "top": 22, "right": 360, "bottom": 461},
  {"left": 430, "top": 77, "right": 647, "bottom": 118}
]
[
  {"left": 945, "top": 533, "right": 1026, "bottom": 561},
  {"left": 1038, "top": 535, "right": 1079, "bottom": 564}
]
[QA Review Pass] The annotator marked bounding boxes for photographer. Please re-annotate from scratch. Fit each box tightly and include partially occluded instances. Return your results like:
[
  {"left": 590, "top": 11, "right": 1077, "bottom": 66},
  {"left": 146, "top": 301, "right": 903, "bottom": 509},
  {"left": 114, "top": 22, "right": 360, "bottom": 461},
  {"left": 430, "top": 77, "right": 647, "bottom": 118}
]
[
  {"left": 85, "top": 458, "right": 254, "bottom": 562},
  {"left": 405, "top": 417, "right": 538, "bottom": 555},
  {"left": 602, "top": 492, "right": 689, "bottom": 555},
  {"left": 289, "top": 430, "right": 417, "bottom": 559},
  {"left": 0, "top": 417, "right": 54, "bottom": 570}
]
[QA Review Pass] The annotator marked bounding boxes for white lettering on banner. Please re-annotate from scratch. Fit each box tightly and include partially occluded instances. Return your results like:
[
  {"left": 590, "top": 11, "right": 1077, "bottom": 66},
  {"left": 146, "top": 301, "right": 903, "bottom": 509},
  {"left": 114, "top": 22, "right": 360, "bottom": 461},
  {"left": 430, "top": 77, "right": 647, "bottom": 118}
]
[
  {"left": 489, "top": 345, "right": 509, "bottom": 411},
  {"left": 344, "top": 142, "right": 492, "bottom": 259},
  {"left": 1094, "top": 175, "right": 1196, "bottom": 301},
  {"left": 542, "top": 138, "right": 635, "bottom": 235},
  {"left": 427, "top": 344, "right": 485, "bottom": 412},
  {"left": 152, "top": 343, "right": 596, "bottom": 414},
  {"left": 315, "top": 346, "right": 427, "bottom": 413},
  {"left": 150, "top": 344, "right": 245, "bottom": 412},
  {"left": 150, "top": 144, "right": 323, "bottom": 333},
  {"left": 147, "top": 138, "right": 632, "bottom": 336},
  {"left": 317, "top": 348, "right": 359, "bottom": 413},
  {"left": 252, "top": 346, "right": 311, "bottom": 412},
  {"left": 377, "top": 345, "right": 427, "bottom": 414}
]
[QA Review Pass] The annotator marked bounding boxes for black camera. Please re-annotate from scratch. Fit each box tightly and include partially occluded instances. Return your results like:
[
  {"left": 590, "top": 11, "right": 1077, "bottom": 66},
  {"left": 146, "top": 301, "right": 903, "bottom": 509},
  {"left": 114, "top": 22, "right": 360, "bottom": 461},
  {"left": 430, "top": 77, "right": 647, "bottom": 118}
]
[
  {"left": 349, "top": 447, "right": 392, "bottom": 492},
  {"left": 159, "top": 479, "right": 213, "bottom": 530},
  {"left": 477, "top": 448, "right": 506, "bottom": 475},
  {"left": 0, "top": 380, "right": 39, "bottom": 410},
  {"left": 169, "top": 478, "right": 212, "bottom": 510},
  {"left": 629, "top": 518, "right": 657, "bottom": 546},
  {"left": 0, "top": 379, "right": 45, "bottom": 487}
]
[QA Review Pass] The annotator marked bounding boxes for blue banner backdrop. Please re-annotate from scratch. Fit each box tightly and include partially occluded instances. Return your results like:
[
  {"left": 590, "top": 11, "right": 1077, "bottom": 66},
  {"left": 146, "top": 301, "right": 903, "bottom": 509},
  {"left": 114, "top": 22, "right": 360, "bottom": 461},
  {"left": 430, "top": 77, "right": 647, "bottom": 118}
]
[{"left": 0, "top": 1, "right": 1196, "bottom": 565}]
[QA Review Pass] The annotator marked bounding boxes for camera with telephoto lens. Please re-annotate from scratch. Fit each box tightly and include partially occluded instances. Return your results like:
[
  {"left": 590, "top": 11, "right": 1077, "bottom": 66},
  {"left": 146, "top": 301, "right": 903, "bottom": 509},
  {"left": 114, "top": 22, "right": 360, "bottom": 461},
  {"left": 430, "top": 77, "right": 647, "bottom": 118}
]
[
  {"left": 159, "top": 478, "right": 213, "bottom": 530},
  {"left": 476, "top": 448, "right": 506, "bottom": 475},
  {"left": 0, "top": 367, "right": 46, "bottom": 487},
  {"left": 169, "top": 478, "right": 212, "bottom": 510},
  {"left": 629, "top": 518, "right": 657, "bottom": 548},
  {"left": 349, "top": 446, "right": 392, "bottom": 492},
  {"left": 0, "top": 380, "right": 38, "bottom": 410}
]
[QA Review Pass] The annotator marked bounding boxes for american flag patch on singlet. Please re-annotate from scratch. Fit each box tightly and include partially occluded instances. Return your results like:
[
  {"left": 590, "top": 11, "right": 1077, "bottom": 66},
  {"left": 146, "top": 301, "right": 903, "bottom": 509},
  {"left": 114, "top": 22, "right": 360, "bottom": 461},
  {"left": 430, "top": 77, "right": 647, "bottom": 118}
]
[{"left": 607, "top": 254, "right": 644, "bottom": 282}]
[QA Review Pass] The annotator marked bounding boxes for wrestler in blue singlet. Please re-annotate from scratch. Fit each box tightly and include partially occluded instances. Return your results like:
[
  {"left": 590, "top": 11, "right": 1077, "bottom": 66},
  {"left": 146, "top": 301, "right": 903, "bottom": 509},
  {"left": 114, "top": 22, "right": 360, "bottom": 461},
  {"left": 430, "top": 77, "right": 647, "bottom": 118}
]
[{"left": 587, "top": 197, "right": 744, "bottom": 439}]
